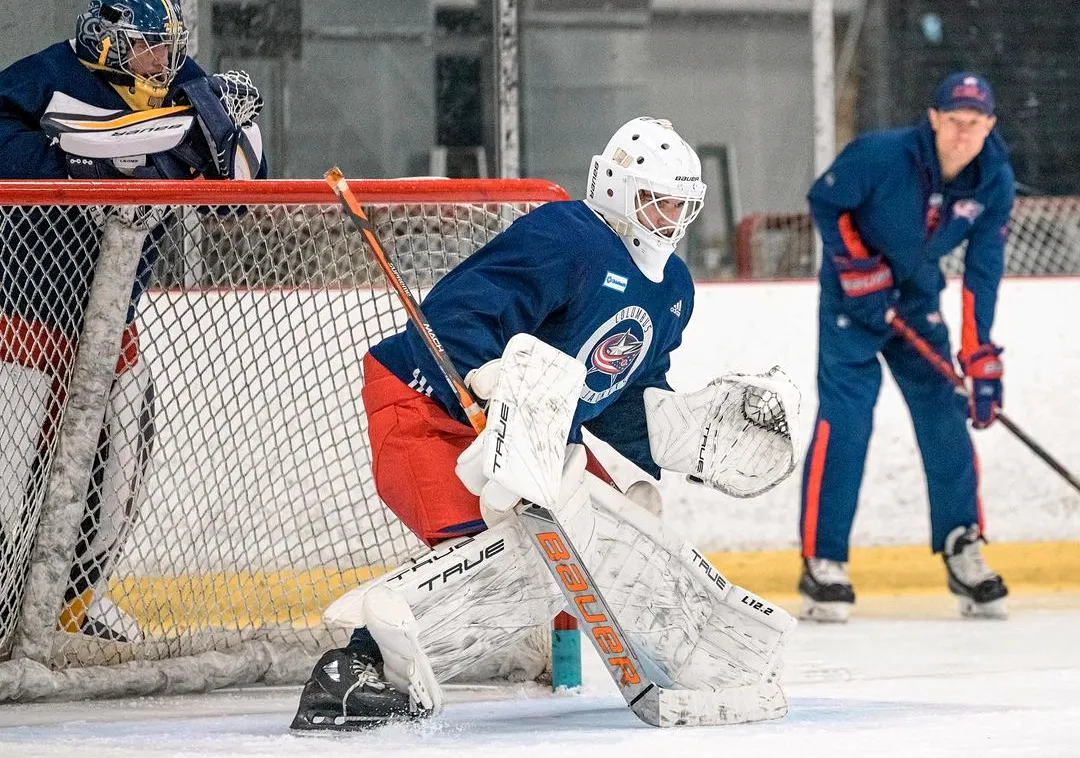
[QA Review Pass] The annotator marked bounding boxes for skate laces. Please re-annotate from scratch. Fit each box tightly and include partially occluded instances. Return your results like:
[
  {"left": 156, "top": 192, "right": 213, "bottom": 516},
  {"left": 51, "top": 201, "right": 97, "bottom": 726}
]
[
  {"left": 807, "top": 558, "right": 850, "bottom": 586},
  {"left": 948, "top": 528, "right": 996, "bottom": 585},
  {"left": 349, "top": 659, "right": 388, "bottom": 692}
]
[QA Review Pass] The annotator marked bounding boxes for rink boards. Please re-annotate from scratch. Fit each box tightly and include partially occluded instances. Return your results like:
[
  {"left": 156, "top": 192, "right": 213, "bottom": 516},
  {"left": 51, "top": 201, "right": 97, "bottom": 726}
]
[{"left": 108, "top": 278, "right": 1080, "bottom": 630}]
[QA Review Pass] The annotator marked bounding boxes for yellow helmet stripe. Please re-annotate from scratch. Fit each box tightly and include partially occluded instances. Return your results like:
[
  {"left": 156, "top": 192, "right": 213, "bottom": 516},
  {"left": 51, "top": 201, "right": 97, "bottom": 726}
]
[
  {"left": 97, "top": 36, "right": 112, "bottom": 66},
  {"left": 160, "top": 0, "right": 180, "bottom": 34}
]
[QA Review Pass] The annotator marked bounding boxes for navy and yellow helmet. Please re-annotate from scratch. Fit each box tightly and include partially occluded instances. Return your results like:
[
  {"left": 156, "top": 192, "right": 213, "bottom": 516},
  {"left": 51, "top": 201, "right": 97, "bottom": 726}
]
[{"left": 75, "top": 0, "right": 189, "bottom": 105}]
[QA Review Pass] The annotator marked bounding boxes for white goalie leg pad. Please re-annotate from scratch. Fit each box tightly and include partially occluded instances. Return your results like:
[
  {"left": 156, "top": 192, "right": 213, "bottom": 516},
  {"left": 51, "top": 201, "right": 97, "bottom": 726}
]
[
  {"left": 586, "top": 473, "right": 795, "bottom": 721},
  {"left": 68, "top": 361, "right": 154, "bottom": 641},
  {"left": 323, "top": 516, "right": 566, "bottom": 684},
  {"left": 363, "top": 585, "right": 444, "bottom": 716},
  {"left": 89, "top": 360, "right": 156, "bottom": 561},
  {"left": 644, "top": 366, "right": 801, "bottom": 498},
  {"left": 0, "top": 361, "right": 52, "bottom": 547}
]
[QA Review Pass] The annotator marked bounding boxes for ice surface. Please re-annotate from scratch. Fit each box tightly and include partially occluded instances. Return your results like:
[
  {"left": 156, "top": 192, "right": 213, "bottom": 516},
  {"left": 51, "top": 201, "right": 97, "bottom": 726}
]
[{"left": 2, "top": 603, "right": 1077, "bottom": 757}]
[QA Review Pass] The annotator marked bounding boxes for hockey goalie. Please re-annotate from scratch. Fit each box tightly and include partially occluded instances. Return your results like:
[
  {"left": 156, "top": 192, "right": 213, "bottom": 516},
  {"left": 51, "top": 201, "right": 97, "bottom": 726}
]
[
  {"left": 0, "top": 0, "right": 266, "bottom": 643},
  {"left": 291, "top": 117, "right": 801, "bottom": 729}
]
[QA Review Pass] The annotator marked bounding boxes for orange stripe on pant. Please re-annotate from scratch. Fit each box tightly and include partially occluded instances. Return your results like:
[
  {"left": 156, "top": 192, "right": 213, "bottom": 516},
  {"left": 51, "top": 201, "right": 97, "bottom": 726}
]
[
  {"left": 959, "top": 287, "right": 980, "bottom": 362},
  {"left": 802, "top": 419, "right": 831, "bottom": 558},
  {"left": 837, "top": 213, "right": 871, "bottom": 259}
]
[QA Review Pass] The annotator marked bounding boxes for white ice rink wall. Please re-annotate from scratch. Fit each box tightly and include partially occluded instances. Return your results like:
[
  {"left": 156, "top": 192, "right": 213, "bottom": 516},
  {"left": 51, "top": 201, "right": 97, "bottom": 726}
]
[
  {"left": 129, "top": 276, "right": 1080, "bottom": 579},
  {"left": 620, "top": 275, "right": 1080, "bottom": 553}
]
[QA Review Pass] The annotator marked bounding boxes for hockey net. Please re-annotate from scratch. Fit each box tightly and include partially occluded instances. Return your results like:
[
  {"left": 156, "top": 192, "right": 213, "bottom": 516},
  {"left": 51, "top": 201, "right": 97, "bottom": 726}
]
[
  {"left": 0, "top": 178, "right": 569, "bottom": 701},
  {"left": 734, "top": 196, "right": 1080, "bottom": 278}
]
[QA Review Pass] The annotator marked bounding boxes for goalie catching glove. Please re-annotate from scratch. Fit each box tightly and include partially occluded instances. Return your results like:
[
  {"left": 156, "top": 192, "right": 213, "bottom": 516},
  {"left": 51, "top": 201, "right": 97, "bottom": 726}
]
[
  {"left": 171, "top": 71, "right": 264, "bottom": 179},
  {"left": 644, "top": 366, "right": 801, "bottom": 497}
]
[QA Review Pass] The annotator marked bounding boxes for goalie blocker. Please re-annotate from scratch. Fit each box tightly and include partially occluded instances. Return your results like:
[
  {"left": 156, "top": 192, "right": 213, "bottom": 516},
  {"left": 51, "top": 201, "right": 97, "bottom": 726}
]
[
  {"left": 297, "top": 335, "right": 799, "bottom": 729},
  {"left": 41, "top": 70, "right": 264, "bottom": 181}
]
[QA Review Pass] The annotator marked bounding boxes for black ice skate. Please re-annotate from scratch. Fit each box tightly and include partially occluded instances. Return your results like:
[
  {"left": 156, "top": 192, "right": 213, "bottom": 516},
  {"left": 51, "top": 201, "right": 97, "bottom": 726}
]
[
  {"left": 798, "top": 557, "right": 855, "bottom": 623},
  {"left": 943, "top": 525, "right": 1008, "bottom": 619},
  {"left": 290, "top": 645, "right": 432, "bottom": 731}
]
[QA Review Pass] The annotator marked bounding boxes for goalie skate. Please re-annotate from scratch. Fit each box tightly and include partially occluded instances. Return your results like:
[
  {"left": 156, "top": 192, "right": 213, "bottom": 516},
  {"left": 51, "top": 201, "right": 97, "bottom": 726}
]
[
  {"left": 77, "top": 595, "right": 144, "bottom": 643},
  {"left": 291, "top": 642, "right": 431, "bottom": 731}
]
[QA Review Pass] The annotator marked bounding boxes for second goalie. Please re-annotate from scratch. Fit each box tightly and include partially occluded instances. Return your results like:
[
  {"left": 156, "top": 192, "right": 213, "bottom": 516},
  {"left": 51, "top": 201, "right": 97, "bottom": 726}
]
[{"left": 292, "top": 117, "right": 802, "bottom": 729}]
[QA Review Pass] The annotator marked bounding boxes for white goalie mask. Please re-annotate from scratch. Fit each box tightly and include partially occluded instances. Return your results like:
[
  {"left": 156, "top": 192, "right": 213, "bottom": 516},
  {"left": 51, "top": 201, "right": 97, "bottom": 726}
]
[{"left": 585, "top": 117, "right": 707, "bottom": 281}]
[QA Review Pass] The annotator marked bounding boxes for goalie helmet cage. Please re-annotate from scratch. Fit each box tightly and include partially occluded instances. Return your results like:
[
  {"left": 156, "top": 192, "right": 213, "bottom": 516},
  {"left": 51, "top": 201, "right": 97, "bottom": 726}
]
[{"left": 0, "top": 177, "right": 570, "bottom": 702}]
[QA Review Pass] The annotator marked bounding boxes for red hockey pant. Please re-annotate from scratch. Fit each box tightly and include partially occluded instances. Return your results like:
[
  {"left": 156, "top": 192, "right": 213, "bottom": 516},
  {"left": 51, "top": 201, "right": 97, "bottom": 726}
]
[{"left": 361, "top": 353, "right": 483, "bottom": 547}]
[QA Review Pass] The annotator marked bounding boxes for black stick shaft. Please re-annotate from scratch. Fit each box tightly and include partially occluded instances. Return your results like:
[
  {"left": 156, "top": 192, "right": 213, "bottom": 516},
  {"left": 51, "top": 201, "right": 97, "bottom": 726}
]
[{"left": 891, "top": 314, "right": 1080, "bottom": 495}]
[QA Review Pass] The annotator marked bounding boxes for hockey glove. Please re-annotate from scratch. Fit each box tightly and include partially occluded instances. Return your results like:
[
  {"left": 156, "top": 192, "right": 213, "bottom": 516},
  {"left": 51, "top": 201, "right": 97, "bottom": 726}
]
[
  {"left": 833, "top": 253, "right": 898, "bottom": 334},
  {"left": 173, "top": 71, "right": 263, "bottom": 178},
  {"left": 959, "top": 343, "right": 1003, "bottom": 429}
]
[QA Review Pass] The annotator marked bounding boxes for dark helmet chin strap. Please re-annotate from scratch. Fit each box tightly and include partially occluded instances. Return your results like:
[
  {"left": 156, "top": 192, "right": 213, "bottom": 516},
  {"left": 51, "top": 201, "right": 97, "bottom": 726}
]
[{"left": 94, "top": 66, "right": 137, "bottom": 89}]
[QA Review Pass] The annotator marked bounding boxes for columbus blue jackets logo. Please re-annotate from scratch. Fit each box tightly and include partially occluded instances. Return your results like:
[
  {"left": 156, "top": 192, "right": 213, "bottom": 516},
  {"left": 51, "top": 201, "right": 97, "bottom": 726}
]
[
  {"left": 952, "top": 199, "right": 985, "bottom": 222},
  {"left": 576, "top": 306, "right": 654, "bottom": 403}
]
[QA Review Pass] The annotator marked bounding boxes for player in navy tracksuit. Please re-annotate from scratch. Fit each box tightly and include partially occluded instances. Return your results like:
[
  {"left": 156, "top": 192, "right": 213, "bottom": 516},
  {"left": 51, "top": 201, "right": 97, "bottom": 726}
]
[
  {"left": 798, "top": 73, "right": 1016, "bottom": 622},
  {"left": 293, "top": 117, "right": 712, "bottom": 730},
  {"left": 0, "top": 0, "right": 266, "bottom": 643}
]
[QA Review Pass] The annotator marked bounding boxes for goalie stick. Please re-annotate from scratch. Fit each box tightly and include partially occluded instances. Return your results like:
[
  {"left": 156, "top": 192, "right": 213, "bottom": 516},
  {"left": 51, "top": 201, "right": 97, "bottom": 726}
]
[
  {"left": 890, "top": 313, "right": 1080, "bottom": 495},
  {"left": 325, "top": 168, "right": 724, "bottom": 726}
]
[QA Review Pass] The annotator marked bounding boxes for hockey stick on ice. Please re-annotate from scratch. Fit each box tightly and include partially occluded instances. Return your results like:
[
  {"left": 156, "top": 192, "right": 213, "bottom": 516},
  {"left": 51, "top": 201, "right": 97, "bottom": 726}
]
[
  {"left": 889, "top": 312, "right": 1080, "bottom": 495},
  {"left": 324, "top": 168, "right": 684, "bottom": 726}
]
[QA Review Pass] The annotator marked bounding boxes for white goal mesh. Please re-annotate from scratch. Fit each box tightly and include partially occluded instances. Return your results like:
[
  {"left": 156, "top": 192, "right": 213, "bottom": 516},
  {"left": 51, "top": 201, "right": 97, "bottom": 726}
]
[{"left": 0, "top": 178, "right": 568, "bottom": 701}]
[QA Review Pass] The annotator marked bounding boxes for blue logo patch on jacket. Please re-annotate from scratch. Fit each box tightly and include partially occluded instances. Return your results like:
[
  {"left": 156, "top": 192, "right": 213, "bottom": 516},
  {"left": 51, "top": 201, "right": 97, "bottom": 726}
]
[{"left": 603, "top": 271, "right": 628, "bottom": 293}]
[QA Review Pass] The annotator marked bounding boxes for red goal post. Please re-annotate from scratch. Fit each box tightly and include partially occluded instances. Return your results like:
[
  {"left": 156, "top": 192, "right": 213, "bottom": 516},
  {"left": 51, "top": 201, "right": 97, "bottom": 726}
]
[
  {"left": 0, "top": 177, "right": 570, "bottom": 701},
  {"left": 734, "top": 196, "right": 1080, "bottom": 279}
]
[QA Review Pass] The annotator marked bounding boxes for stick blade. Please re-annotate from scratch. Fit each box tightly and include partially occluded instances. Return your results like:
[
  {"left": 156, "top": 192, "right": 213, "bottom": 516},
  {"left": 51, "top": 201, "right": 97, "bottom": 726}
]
[
  {"left": 632, "top": 682, "right": 788, "bottom": 727},
  {"left": 324, "top": 166, "right": 344, "bottom": 185}
]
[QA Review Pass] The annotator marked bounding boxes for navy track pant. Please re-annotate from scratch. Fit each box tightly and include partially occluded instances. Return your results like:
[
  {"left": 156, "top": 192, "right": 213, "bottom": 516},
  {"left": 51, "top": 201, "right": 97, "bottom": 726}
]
[{"left": 799, "top": 304, "right": 983, "bottom": 561}]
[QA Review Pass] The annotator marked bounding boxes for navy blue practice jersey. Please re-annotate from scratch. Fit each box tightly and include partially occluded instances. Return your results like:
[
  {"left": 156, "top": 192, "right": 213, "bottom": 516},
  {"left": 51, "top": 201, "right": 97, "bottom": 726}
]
[{"left": 370, "top": 200, "right": 696, "bottom": 477}]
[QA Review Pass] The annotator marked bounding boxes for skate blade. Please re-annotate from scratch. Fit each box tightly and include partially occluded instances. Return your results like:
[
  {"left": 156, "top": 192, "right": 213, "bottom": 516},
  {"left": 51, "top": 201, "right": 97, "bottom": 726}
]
[
  {"left": 958, "top": 596, "right": 1008, "bottom": 619},
  {"left": 799, "top": 596, "right": 851, "bottom": 623}
]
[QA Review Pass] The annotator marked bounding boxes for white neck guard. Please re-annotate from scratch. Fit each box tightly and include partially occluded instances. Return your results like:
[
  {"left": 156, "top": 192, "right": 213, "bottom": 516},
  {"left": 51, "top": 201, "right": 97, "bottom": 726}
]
[{"left": 587, "top": 204, "right": 670, "bottom": 283}]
